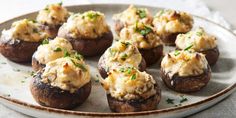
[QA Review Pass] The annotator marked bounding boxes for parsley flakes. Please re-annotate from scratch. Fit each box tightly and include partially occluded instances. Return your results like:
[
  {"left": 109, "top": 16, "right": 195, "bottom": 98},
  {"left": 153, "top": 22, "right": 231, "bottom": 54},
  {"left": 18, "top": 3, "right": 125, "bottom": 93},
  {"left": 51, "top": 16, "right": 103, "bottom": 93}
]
[
  {"left": 136, "top": 9, "right": 146, "bottom": 18},
  {"left": 53, "top": 47, "right": 62, "bottom": 52},
  {"left": 130, "top": 74, "right": 136, "bottom": 80},
  {"left": 135, "top": 23, "right": 153, "bottom": 36},
  {"left": 70, "top": 59, "right": 87, "bottom": 72},
  {"left": 41, "top": 39, "right": 49, "bottom": 45}
]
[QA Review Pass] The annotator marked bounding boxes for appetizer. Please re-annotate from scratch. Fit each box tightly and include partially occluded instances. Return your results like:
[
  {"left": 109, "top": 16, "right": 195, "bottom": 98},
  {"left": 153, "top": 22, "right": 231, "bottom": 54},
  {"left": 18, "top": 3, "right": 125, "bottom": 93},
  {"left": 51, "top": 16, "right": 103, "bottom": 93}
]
[
  {"left": 175, "top": 27, "right": 219, "bottom": 66},
  {"left": 36, "top": 2, "right": 70, "bottom": 38},
  {"left": 98, "top": 40, "right": 146, "bottom": 78},
  {"left": 161, "top": 50, "right": 211, "bottom": 92},
  {"left": 58, "top": 11, "right": 113, "bottom": 56},
  {"left": 101, "top": 66, "right": 161, "bottom": 112},
  {"left": 153, "top": 9, "right": 193, "bottom": 45},
  {"left": 0, "top": 19, "right": 48, "bottom": 62},
  {"left": 30, "top": 55, "right": 91, "bottom": 109},
  {"left": 119, "top": 22, "right": 163, "bottom": 66},
  {"left": 32, "top": 37, "right": 74, "bottom": 71},
  {"left": 113, "top": 5, "right": 153, "bottom": 35}
]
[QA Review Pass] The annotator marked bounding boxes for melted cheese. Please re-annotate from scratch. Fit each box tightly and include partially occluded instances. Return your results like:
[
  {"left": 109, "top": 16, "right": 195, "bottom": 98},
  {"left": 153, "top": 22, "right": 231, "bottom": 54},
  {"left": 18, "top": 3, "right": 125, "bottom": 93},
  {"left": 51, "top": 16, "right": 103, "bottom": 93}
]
[
  {"left": 175, "top": 27, "right": 217, "bottom": 51},
  {"left": 103, "top": 40, "right": 142, "bottom": 71},
  {"left": 34, "top": 37, "right": 73, "bottom": 64},
  {"left": 119, "top": 22, "right": 162, "bottom": 49},
  {"left": 161, "top": 50, "right": 208, "bottom": 78},
  {"left": 102, "top": 67, "right": 156, "bottom": 100},
  {"left": 113, "top": 5, "right": 152, "bottom": 26},
  {"left": 41, "top": 57, "right": 90, "bottom": 93},
  {"left": 61, "top": 11, "right": 110, "bottom": 39},
  {"left": 37, "top": 3, "right": 69, "bottom": 26},
  {"left": 153, "top": 9, "right": 193, "bottom": 35},
  {"left": 1, "top": 19, "right": 48, "bottom": 42}
]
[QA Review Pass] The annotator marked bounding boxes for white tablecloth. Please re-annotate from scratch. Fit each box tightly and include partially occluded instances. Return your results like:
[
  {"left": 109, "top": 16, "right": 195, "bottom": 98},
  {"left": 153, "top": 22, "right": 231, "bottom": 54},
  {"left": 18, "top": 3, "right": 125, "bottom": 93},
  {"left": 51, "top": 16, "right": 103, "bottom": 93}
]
[{"left": 0, "top": 0, "right": 235, "bottom": 117}]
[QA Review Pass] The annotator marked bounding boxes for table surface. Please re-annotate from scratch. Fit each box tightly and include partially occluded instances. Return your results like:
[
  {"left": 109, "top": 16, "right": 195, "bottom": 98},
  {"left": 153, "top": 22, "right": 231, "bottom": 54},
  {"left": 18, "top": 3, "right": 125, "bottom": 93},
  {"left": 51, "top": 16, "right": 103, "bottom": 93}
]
[{"left": 0, "top": 0, "right": 235, "bottom": 118}]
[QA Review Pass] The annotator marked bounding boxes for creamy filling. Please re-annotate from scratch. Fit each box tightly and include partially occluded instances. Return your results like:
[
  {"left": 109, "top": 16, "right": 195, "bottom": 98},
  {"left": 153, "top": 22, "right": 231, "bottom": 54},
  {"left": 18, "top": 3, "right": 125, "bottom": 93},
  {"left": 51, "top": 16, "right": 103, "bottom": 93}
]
[
  {"left": 161, "top": 50, "right": 208, "bottom": 78},
  {"left": 36, "top": 3, "right": 69, "bottom": 26},
  {"left": 1, "top": 19, "right": 48, "bottom": 42},
  {"left": 153, "top": 9, "right": 193, "bottom": 36},
  {"left": 119, "top": 22, "right": 162, "bottom": 49},
  {"left": 102, "top": 40, "right": 142, "bottom": 72},
  {"left": 113, "top": 5, "right": 153, "bottom": 26},
  {"left": 41, "top": 57, "right": 90, "bottom": 93},
  {"left": 61, "top": 11, "right": 110, "bottom": 39},
  {"left": 34, "top": 37, "right": 73, "bottom": 64},
  {"left": 102, "top": 67, "right": 156, "bottom": 100},
  {"left": 175, "top": 27, "right": 217, "bottom": 51}
]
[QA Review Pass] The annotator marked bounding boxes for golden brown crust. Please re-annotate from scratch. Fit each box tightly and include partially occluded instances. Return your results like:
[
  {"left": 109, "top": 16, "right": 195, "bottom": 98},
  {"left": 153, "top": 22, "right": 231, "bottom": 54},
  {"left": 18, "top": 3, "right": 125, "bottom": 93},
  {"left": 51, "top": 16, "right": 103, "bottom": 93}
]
[
  {"left": 30, "top": 71, "right": 91, "bottom": 109},
  {"left": 139, "top": 45, "right": 163, "bottom": 66},
  {"left": 160, "top": 66, "right": 211, "bottom": 93},
  {"left": 0, "top": 40, "right": 40, "bottom": 62},
  {"left": 97, "top": 55, "right": 146, "bottom": 78},
  {"left": 58, "top": 29, "right": 113, "bottom": 57},
  {"left": 106, "top": 85, "right": 161, "bottom": 112}
]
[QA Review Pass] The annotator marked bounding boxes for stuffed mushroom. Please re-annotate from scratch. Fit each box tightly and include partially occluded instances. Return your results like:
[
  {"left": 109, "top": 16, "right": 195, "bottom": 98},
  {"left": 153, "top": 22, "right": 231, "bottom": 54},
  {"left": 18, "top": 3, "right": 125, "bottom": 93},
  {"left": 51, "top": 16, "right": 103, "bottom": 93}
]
[
  {"left": 58, "top": 11, "right": 113, "bottom": 56},
  {"left": 175, "top": 27, "right": 219, "bottom": 66},
  {"left": 36, "top": 2, "right": 70, "bottom": 38},
  {"left": 161, "top": 50, "right": 211, "bottom": 93},
  {"left": 101, "top": 66, "right": 161, "bottom": 112},
  {"left": 32, "top": 37, "right": 74, "bottom": 71},
  {"left": 153, "top": 9, "right": 193, "bottom": 45},
  {"left": 98, "top": 40, "right": 146, "bottom": 78},
  {"left": 113, "top": 5, "right": 153, "bottom": 35},
  {"left": 30, "top": 56, "right": 91, "bottom": 109},
  {"left": 0, "top": 19, "right": 48, "bottom": 62},
  {"left": 119, "top": 22, "right": 163, "bottom": 66}
]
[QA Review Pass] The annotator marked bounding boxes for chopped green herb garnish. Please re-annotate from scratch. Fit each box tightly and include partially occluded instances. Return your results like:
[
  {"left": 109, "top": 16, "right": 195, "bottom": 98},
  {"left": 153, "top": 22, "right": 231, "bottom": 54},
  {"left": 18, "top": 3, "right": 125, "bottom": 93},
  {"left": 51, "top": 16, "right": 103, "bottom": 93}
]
[
  {"left": 130, "top": 74, "right": 136, "bottom": 80},
  {"left": 74, "top": 52, "right": 83, "bottom": 60},
  {"left": 126, "top": 68, "right": 132, "bottom": 74},
  {"left": 121, "top": 53, "right": 128, "bottom": 61},
  {"left": 196, "top": 32, "right": 203, "bottom": 36},
  {"left": 119, "top": 67, "right": 125, "bottom": 72},
  {"left": 58, "top": 2, "right": 63, "bottom": 6},
  {"left": 33, "top": 28, "right": 38, "bottom": 33},
  {"left": 135, "top": 24, "right": 152, "bottom": 36},
  {"left": 41, "top": 39, "right": 49, "bottom": 45},
  {"left": 174, "top": 50, "right": 180, "bottom": 56},
  {"left": 86, "top": 12, "right": 100, "bottom": 19},
  {"left": 136, "top": 9, "right": 146, "bottom": 18},
  {"left": 184, "top": 44, "right": 193, "bottom": 51},
  {"left": 21, "top": 80, "right": 25, "bottom": 83},
  {"left": 156, "top": 10, "right": 164, "bottom": 17},
  {"left": 64, "top": 50, "right": 70, "bottom": 57},
  {"left": 30, "top": 71, "right": 35, "bottom": 76},
  {"left": 121, "top": 42, "right": 131, "bottom": 47},
  {"left": 180, "top": 96, "right": 188, "bottom": 103},
  {"left": 109, "top": 48, "right": 116, "bottom": 56},
  {"left": 53, "top": 47, "right": 62, "bottom": 52},
  {"left": 70, "top": 59, "right": 87, "bottom": 72},
  {"left": 31, "top": 20, "right": 37, "bottom": 23},
  {"left": 166, "top": 98, "right": 175, "bottom": 104}
]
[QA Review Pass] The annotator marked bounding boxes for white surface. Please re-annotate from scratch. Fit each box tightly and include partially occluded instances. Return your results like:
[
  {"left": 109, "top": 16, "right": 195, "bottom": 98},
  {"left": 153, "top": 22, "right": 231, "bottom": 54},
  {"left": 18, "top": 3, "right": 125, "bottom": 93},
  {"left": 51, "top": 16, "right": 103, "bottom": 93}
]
[{"left": 0, "top": 0, "right": 235, "bottom": 118}]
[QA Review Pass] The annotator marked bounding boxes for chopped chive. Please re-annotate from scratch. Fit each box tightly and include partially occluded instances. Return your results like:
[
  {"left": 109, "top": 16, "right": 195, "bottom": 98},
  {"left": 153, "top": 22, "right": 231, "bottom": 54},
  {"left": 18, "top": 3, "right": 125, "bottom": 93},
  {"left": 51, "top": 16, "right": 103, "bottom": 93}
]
[
  {"left": 136, "top": 9, "right": 146, "bottom": 18},
  {"left": 86, "top": 12, "right": 100, "bottom": 19},
  {"left": 184, "top": 44, "right": 193, "bottom": 51},
  {"left": 41, "top": 39, "right": 49, "bottom": 45},
  {"left": 58, "top": 2, "right": 63, "bottom": 6},
  {"left": 130, "top": 74, "right": 136, "bottom": 80},
  {"left": 64, "top": 50, "right": 70, "bottom": 57},
  {"left": 74, "top": 52, "right": 83, "bottom": 60},
  {"left": 70, "top": 59, "right": 87, "bottom": 72},
  {"left": 196, "top": 32, "right": 203, "bottom": 36},
  {"left": 121, "top": 53, "right": 128, "bottom": 61},
  {"left": 119, "top": 67, "right": 125, "bottom": 72},
  {"left": 166, "top": 98, "right": 175, "bottom": 104},
  {"left": 53, "top": 47, "right": 62, "bottom": 52},
  {"left": 135, "top": 24, "right": 152, "bottom": 36},
  {"left": 174, "top": 50, "right": 180, "bottom": 56}
]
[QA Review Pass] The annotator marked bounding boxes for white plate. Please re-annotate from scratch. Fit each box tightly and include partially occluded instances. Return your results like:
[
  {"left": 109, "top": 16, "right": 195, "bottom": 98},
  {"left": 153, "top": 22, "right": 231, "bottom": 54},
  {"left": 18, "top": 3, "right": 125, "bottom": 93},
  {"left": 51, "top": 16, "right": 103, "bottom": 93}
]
[{"left": 0, "top": 4, "right": 235, "bottom": 118}]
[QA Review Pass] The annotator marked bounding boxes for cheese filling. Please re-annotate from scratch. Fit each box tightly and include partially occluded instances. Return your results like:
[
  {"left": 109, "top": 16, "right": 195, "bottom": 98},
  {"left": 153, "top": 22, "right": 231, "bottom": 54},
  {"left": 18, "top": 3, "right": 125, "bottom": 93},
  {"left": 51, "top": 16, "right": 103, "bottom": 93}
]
[
  {"left": 161, "top": 50, "right": 208, "bottom": 78},
  {"left": 153, "top": 9, "right": 193, "bottom": 35},
  {"left": 102, "top": 67, "right": 156, "bottom": 100},
  {"left": 175, "top": 27, "right": 217, "bottom": 51},
  {"left": 36, "top": 3, "right": 69, "bottom": 26},
  {"left": 34, "top": 37, "right": 73, "bottom": 64},
  {"left": 102, "top": 40, "right": 142, "bottom": 72},
  {"left": 60, "top": 11, "right": 110, "bottom": 39},
  {"left": 41, "top": 57, "right": 90, "bottom": 93},
  {"left": 1, "top": 19, "right": 48, "bottom": 42},
  {"left": 119, "top": 22, "right": 162, "bottom": 49},
  {"left": 113, "top": 5, "right": 153, "bottom": 26}
]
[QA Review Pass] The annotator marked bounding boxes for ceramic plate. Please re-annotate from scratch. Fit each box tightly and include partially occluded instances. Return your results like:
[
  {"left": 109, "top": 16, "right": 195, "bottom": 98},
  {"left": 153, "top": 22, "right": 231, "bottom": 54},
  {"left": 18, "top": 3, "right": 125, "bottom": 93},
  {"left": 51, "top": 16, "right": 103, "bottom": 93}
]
[{"left": 0, "top": 4, "right": 235, "bottom": 118}]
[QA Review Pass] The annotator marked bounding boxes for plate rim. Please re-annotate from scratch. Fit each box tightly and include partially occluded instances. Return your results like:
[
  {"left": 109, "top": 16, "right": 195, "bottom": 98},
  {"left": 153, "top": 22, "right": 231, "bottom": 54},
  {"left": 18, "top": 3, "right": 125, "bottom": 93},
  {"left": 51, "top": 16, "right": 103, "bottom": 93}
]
[{"left": 0, "top": 3, "right": 235, "bottom": 117}]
